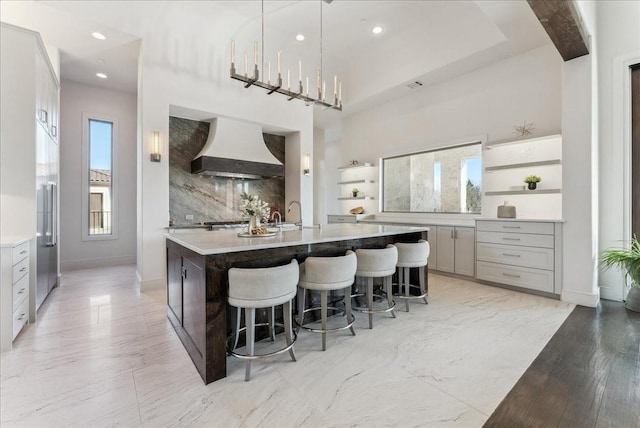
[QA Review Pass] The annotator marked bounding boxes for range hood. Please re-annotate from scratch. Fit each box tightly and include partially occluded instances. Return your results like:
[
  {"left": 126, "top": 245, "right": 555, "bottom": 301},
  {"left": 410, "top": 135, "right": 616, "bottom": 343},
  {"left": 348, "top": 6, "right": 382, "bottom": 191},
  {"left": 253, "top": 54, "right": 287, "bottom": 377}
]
[{"left": 191, "top": 118, "right": 284, "bottom": 179}]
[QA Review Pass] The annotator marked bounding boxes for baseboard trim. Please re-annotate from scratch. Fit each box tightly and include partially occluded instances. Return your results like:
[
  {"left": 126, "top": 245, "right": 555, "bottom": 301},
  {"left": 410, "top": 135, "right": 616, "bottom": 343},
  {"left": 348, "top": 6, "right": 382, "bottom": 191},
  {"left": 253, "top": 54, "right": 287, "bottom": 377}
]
[
  {"left": 61, "top": 255, "right": 136, "bottom": 271},
  {"left": 138, "top": 277, "right": 165, "bottom": 293},
  {"left": 561, "top": 288, "right": 600, "bottom": 307}
]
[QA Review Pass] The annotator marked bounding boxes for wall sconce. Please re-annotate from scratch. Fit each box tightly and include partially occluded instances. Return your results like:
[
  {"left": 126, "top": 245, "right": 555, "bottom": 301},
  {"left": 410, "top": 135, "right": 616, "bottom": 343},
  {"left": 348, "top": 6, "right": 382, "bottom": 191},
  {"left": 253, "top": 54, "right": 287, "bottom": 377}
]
[
  {"left": 150, "top": 131, "right": 161, "bottom": 162},
  {"left": 303, "top": 154, "right": 310, "bottom": 175}
]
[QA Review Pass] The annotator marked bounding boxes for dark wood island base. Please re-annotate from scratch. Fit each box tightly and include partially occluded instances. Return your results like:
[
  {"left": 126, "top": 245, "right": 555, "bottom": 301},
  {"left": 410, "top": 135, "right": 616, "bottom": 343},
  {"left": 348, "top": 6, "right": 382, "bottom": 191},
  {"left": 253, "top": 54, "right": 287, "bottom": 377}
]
[{"left": 166, "top": 228, "right": 425, "bottom": 384}]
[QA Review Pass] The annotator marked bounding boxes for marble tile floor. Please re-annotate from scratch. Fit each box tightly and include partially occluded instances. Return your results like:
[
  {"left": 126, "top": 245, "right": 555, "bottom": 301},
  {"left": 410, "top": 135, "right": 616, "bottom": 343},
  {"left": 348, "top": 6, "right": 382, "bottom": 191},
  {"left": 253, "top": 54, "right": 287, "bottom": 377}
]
[{"left": 0, "top": 265, "right": 574, "bottom": 427}]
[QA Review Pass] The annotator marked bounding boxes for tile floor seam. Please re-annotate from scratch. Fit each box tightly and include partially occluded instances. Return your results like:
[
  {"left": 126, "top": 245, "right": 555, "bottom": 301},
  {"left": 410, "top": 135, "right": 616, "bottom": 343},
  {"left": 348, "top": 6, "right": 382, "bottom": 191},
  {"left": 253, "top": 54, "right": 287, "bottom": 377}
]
[{"left": 131, "top": 369, "right": 144, "bottom": 427}]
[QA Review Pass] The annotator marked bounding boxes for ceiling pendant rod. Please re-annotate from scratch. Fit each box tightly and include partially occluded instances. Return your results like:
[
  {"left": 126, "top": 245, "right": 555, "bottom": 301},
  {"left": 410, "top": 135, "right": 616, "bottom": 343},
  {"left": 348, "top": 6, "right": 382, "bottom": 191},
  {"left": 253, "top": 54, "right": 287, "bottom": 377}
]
[{"left": 261, "top": 0, "right": 265, "bottom": 81}]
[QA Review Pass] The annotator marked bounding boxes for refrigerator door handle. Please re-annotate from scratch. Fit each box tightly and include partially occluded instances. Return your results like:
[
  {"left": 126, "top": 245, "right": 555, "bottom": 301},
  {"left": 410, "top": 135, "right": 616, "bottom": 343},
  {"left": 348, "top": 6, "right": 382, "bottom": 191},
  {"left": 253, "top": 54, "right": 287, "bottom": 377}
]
[{"left": 51, "top": 182, "right": 57, "bottom": 247}]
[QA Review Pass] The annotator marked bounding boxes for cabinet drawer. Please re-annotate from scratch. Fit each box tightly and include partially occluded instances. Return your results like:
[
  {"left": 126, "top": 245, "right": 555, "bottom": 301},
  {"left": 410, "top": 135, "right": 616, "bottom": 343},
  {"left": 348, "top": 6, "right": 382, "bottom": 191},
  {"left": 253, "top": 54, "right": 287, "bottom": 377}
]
[
  {"left": 476, "top": 231, "right": 554, "bottom": 249},
  {"left": 476, "top": 261, "right": 554, "bottom": 293},
  {"left": 477, "top": 243, "right": 554, "bottom": 270},
  {"left": 12, "top": 297, "right": 29, "bottom": 340},
  {"left": 328, "top": 215, "right": 357, "bottom": 223},
  {"left": 12, "top": 241, "right": 29, "bottom": 264},
  {"left": 12, "top": 273, "right": 29, "bottom": 308},
  {"left": 476, "top": 221, "right": 554, "bottom": 235},
  {"left": 12, "top": 257, "right": 29, "bottom": 281}
]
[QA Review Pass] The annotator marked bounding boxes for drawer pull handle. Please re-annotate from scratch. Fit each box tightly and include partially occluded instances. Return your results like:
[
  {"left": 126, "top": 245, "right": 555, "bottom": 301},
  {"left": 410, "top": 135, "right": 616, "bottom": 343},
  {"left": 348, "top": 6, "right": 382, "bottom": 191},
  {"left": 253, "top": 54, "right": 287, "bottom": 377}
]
[
  {"left": 502, "top": 273, "right": 521, "bottom": 278},
  {"left": 17, "top": 313, "right": 26, "bottom": 321},
  {"left": 19, "top": 267, "right": 27, "bottom": 272},
  {"left": 20, "top": 250, "right": 27, "bottom": 255},
  {"left": 18, "top": 288, "right": 26, "bottom": 294},
  {"left": 502, "top": 226, "right": 521, "bottom": 229},
  {"left": 502, "top": 253, "right": 521, "bottom": 257},
  {"left": 502, "top": 238, "right": 521, "bottom": 241}
]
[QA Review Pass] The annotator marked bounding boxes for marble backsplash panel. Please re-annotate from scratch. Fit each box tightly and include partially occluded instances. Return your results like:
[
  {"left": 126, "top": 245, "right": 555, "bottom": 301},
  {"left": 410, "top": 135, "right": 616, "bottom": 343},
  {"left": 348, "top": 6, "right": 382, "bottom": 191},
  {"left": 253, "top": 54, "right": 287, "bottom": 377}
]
[{"left": 169, "top": 117, "right": 285, "bottom": 225}]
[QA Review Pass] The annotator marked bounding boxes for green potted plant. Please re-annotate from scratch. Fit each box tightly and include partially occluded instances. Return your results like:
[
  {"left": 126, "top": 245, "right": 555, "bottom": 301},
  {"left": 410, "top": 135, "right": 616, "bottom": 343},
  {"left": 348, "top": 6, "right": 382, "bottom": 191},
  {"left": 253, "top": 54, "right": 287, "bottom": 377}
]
[
  {"left": 352, "top": 188, "right": 359, "bottom": 197},
  {"left": 524, "top": 175, "right": 541, "bottom": 190},
  {"left": 600, "top": 236, "right": 640, "bottom": 312}
]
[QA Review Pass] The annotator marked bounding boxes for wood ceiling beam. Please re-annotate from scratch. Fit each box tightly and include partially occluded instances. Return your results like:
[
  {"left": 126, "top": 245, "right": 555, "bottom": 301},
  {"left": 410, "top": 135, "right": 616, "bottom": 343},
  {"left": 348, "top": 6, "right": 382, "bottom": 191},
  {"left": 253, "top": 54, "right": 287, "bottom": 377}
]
[{"left": 527, "top": 0, "right": 590, "bottom": 61}]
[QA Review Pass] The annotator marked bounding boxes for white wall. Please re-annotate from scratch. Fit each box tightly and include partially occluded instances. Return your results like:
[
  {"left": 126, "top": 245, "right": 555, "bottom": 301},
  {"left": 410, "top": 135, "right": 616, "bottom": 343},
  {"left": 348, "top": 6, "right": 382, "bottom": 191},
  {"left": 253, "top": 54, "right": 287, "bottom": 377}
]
[
  {"left": 59, "top": 80, "right": 137, "bottom": 270},
  {"left": 337, "top": 44, "right": 562, "bottom": 221},
  {"left": 596, "top": 0, "right": 640, "bottom": 300}
]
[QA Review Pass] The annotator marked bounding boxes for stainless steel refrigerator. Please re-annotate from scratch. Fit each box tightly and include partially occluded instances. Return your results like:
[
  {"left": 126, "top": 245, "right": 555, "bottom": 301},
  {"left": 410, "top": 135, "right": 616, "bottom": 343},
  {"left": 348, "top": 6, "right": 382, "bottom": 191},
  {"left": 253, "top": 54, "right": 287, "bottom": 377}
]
[{"left": 36, "top": 122, "right": 58, "bottom": 310}]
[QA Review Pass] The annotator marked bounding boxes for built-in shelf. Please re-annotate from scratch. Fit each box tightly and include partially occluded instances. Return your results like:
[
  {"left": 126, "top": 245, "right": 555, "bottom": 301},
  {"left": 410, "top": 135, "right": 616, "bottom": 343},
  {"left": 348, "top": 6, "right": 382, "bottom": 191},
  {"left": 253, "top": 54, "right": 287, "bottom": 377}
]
[
  {"left": 485, "top": 189, "right": 562, "bottom": 196},
  {"left": 337, "top": 196, "right": 375, "bottom": 200},
  {"left": 337, "top": 162, "right": 373, "bottom": 171},
  {"left": 337, "top": 179, "right": 375, "bottom": 185},
  {"left": 484, "top": 159, "right": 561, "bottom": 172}
]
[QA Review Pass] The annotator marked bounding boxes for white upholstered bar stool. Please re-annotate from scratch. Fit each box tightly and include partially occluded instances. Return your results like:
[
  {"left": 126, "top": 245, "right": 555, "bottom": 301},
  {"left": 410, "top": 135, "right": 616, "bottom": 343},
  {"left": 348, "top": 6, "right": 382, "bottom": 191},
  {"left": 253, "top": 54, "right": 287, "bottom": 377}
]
[
  {"left": 394, "top": 240, "right": 430, "bottom": 311},
  {"left": 354, "top": 245, "right": 398, "bottom": 329},
  {"left": 297, "top": 250, "right": 357, "bottom": 351},
  {"left": 227, "top": 259, "right": 299, "bottom": 381}
]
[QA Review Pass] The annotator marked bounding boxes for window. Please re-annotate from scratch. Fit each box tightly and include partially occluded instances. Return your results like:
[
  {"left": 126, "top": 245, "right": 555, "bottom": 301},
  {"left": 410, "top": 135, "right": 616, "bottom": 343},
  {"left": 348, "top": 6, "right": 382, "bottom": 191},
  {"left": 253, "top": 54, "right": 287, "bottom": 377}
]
[
  {"left": 82, "top": 114, "right": 118, "bottom": 240},
  {"left": 382, "top": 142, "right": 482, "bottom": 213}
]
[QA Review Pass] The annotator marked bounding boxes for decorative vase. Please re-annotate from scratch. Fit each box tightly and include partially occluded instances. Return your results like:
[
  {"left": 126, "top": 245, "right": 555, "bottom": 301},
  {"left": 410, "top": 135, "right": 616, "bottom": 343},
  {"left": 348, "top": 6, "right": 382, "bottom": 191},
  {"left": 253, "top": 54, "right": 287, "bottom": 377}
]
[
  {"left": 527, "top": 182, "right": 537, "bottom": 190},
  {"left": 247, "top": 215, "right": 260, "bottom": 234}
]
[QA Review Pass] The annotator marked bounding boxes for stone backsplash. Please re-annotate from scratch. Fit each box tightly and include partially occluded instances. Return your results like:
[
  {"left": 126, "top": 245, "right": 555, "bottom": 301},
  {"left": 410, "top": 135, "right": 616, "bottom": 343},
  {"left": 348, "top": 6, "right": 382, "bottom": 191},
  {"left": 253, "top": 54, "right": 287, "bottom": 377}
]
[{"left": 169, "top": 116, "right": 285, "bottom": 225}]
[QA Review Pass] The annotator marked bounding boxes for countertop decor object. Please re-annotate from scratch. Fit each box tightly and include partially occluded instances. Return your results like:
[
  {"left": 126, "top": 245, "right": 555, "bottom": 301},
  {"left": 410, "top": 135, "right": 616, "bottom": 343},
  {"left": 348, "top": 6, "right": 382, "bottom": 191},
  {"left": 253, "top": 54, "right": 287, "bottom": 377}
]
[
  {"left": 352, "top": 188, "right": 359, "bottom": 197},
  {"left": 349, "top": 206, "right": 364, "bottom": 214},
  {"left": 497, "top": 201, "right": 516, "bottom": 218},
  {"left": 240, "top": 192, "right": 270, "bottom": 234},
  {"left": 524, "top": 175, "right": 541, "bottom": 190}
]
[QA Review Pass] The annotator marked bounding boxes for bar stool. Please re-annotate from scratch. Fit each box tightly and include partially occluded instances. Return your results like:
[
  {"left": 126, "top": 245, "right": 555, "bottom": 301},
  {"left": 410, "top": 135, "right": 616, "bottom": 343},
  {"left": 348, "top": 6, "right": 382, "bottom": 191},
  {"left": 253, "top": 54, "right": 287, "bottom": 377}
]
[
  {"left": 297, "top": 250, "right": 357, "bottom": 351},
  {"left": 227, "top": 259, "right": 299, "bottom": 381},
  {"left": 354, "top": 245, "right": 398, "bottom": 329},
  {"left": 394, "top": 240, "right": 430, "bottom": 311}
]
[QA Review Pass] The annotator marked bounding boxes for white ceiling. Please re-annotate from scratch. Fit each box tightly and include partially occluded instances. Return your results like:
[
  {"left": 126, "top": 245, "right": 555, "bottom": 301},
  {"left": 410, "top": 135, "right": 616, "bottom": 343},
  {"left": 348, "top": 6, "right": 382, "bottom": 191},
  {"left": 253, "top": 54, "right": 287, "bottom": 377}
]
[{"left": 0, "top": 0, "right": 551, "bottom": 123}]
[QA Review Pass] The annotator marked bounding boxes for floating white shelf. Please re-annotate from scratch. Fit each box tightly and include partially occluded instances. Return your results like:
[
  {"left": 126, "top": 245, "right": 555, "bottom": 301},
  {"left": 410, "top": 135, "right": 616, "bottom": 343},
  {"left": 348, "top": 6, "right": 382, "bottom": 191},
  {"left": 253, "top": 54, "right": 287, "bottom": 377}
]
[
  {"left": 484, "top": 159, "right": 561, "bottom": 172},
  {"left": 337, "top": 179, "right": 375, "bottom": 185},
  {"left": 337, "top": 196, "right": 375, "bottom": 200},
  {"left": 337, "top": 162, "right": 373, "bottom": 171},
  {"left": 485, "top": 189, "right": 562, "bottom": 196}
]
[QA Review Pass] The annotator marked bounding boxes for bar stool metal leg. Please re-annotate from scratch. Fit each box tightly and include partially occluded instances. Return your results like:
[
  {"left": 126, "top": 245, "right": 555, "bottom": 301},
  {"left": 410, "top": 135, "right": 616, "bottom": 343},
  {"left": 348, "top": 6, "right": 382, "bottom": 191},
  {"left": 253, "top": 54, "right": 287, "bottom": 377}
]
[
  {"left": 283, "top": 300, "right": 296, "bottom": 361},
  {"left": 403, "top": 267, "right": 410, "bottom": 311},
  {"left": 345, "top": 289, "right": 356, "bottom": 336},
  {"left": 232, "top": 307, "right": 242, "bottom": 351},
  {"left": 367, "top": 277, "right": 374, "bottom": 329},
  {"left": 420, "top": 266, "right": 428, "bottom": 304},
  {"left": 267, "top": 306, "right": 276, "bottom": 341},
  {"left": 297, "top": 288, "right": 306, "bottom": 327},
  {"left": 245, "top": 307, "right": 255, "bottom": 381},
  {"left": 386, "top": 276, "right": 396, "bottom": 318},
  {"left": 320, "top": 290, "right": 328, "bottom": 351}
]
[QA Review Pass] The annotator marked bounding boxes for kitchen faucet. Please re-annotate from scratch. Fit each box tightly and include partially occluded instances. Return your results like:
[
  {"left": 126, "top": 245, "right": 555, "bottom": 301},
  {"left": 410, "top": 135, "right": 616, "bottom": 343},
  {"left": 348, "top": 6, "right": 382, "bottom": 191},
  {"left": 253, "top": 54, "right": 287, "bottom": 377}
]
[
  {"left": 287, "top": 201, "right": 303, "bottom": 230},
  {"left": 270, "top": 211, "right": 281, "bottom": 225}
]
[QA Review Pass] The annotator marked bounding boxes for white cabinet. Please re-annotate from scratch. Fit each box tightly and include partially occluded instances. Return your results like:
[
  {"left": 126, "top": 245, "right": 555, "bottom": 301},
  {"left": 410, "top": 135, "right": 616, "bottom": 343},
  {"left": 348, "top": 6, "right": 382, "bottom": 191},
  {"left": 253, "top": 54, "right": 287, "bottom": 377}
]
[
  {"left": 475, "top": 220, "right": 562, "bottom": 294},
  {"left": 1, "top": 239, "right": 31, "bottom": 352},
  {"left": 434, "top": 226, "right": 475, "bottom": 277},
  {"left": 35, "top": 47, "right": 59, "bottom": 141}
]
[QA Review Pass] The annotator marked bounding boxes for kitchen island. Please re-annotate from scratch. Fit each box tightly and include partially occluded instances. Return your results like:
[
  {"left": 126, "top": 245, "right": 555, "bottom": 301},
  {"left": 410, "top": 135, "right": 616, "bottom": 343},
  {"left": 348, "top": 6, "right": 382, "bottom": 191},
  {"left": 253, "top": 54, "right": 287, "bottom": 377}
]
[{"left": 165, "top": 223, "right": 428, "bottom": 384}]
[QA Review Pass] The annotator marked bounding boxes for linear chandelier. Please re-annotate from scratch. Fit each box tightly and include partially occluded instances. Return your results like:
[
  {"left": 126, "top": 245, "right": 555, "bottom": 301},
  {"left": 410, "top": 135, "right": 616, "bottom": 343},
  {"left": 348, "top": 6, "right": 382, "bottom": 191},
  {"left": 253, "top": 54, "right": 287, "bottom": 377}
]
[{"left": 230, "top": 0, "right": 342, "bottom": 111}]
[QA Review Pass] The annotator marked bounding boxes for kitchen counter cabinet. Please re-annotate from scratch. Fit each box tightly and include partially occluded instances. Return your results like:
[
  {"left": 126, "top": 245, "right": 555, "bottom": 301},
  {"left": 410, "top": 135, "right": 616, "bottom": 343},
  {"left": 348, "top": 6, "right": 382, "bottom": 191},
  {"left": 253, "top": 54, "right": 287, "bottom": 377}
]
[
  {"left": 165, "top": 224, "right": 427, "bottom": 384},
  {"left": 435, "top": 226, "right": 475, "bottom": 277}
]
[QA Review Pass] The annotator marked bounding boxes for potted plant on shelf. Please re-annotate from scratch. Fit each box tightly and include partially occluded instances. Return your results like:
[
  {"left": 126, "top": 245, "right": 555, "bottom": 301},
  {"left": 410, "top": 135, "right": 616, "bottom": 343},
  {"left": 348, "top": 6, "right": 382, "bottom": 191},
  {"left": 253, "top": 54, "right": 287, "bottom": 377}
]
[
  {"left": 524, "top": 175, "right": 541, "bottom": 190},
  {"left": 600, "top": 236, "right": 640, "bottom": 312},
  {"left": 352, "top": 188, "right": 359, "bottom": 197}
]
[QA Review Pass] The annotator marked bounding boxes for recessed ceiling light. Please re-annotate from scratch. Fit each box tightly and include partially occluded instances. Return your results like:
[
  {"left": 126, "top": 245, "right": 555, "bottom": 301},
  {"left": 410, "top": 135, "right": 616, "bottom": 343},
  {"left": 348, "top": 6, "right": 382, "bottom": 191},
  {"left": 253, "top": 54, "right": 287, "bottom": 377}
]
[
  {"left": 96, "top": 72, "right": 108, "bottom": 79},
  {"left": 92, "top": 32, "right": 106, "bottom": 40},
  {"left": 296, "top": 34, "right": 305, "bottom": 42},
  {"left": 372, "top": 26, "right": 383, "bottom": 34},
  {"left": 97, "top": 58, "right": 105, "bottom": 63}
]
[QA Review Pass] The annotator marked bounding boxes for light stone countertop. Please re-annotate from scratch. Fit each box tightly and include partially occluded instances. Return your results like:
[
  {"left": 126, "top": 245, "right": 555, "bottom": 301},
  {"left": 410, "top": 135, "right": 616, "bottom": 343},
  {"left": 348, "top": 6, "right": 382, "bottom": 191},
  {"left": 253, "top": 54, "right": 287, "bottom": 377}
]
[
  {"left": 0, "top": 236, "right": 32, "bottom": 247},
  {"left": 165, "top": 223, "right": 429, "bottom": 256},
  {"left": 476, "top": 218, "right": 565, "bottom": 223}
]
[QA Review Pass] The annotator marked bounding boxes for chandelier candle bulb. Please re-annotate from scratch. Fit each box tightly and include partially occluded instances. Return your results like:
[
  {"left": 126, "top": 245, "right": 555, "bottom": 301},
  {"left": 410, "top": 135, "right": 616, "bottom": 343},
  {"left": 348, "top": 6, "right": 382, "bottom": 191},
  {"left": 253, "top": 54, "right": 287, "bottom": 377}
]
[
  {"left": 306, "top": 77, "right": 309, "bottom": 96},
  {"left": 268, "top": 62, "right": 271, "bottom": 84},
  {"left": 334, "top": 75, "right": 337, "bottom": 96},
  {"left": 338, "top": 82, "right": 342, "bottom": 104},
  {"left": 322, "top": 81, "right": 326, "bottom": 101},
  {"left": 298, "top": 60, "right": 302, "bottom": 82},
  {"left": 253, "top": 41, "right": 258, "bottom": 66},
  {"left": 277, "top": 51, "right": 281, "bottom": 74},
  {"left": 231, "top": 40, "right": 235, "bottom": 65},
  {"left": 287, "top": 69, "right": 290, "bottom": 90},
  {"left": 244, "top": 53, "right": 248, "bottom": 77}
]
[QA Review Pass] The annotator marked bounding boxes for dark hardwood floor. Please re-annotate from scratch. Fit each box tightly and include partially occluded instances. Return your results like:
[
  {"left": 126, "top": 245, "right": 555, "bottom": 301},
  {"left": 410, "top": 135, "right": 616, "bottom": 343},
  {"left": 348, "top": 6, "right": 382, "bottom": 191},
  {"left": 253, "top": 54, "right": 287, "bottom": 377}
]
[{"left": 485, "top": 299, "right": 640, "bottom": 428}]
